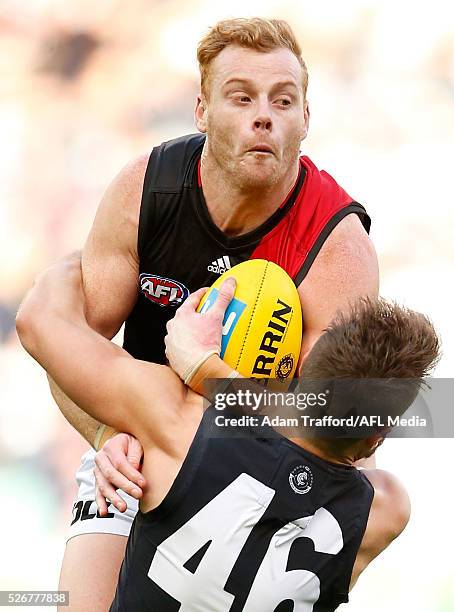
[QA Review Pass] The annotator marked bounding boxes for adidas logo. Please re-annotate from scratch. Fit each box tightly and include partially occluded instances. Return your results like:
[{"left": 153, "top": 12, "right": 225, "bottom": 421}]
[{"left": 207, "top": 255, "right": 232, "bottom": 274}]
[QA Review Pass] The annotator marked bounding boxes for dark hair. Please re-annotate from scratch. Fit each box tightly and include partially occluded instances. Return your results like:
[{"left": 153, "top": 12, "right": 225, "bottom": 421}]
[
  {"left": 302, "top": 297, "right": 440, "bottom": 380},
  {"left": 300, "top": 298, "right": 441, "bottom": 455}
]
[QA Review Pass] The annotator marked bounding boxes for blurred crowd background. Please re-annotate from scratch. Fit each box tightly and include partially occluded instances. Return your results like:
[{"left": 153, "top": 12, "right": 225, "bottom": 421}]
[{"left": 1, "top": 0, "right": 453, "bottom": 610}]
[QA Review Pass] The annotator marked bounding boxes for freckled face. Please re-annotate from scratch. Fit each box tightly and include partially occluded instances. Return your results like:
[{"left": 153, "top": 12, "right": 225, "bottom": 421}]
[{"left": 196, "top": 46, "right": 309, "bottom": 189}]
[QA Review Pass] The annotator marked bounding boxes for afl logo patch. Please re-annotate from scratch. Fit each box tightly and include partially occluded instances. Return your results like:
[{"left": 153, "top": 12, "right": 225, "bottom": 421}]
[
  {"left": 139, "top": 273, "right": 189, "bottom": 308},
  {"left": 275, "top": 354, "right": 294, "bottom": 381},
  {"left": 289, "top": 465, "right": 313, "bottom": 495}
]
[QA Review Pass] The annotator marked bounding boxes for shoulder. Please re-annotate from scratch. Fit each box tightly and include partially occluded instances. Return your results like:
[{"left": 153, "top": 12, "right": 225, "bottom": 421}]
[
  {"left": 84, "top": 153, "right": 152, "bottom": 259},
  {"left": 365, "top": 468, "right": 411, "bottom": 533},
  {"left": 297, "top": 213, "right": 379, "bottom": 362},
  {"left": 156, "top": 132, "right": 205, "bottom": 154},
  {"left": 105, "top": 153, "right": 151, "bottom": 211},
  {"left": 145, "top": 133, "right": 205, "bottom": 193},
  {"left": 296, "top": 157, "right": 375, "bottom": 280},
  {"left": 300, "top": 155, "right": 354, "bottom": 201},
  {"left": 297, "top": 213, "right": 379, "bottom": 344},
  {"left": 300, "top": 213, "right": 378, "bottom": 294},
  {"left": 110, "top": 134, "right": 203, "bottom": 201},
  {"left": 122, "top": 154, "right": 150, "bottom": 185},
  {"left": 349, "top": 468, "right": 410, "bottom": 589},
  {"left": 315, "top": 213, "right": 376, "bottom": 270},
  {"left": 361, "top": 468, "right": 411, "bottom": 554},
  {"left": 88, "top": 153, "right": 151, "bottom": 236},
  {"left": 319, "top": 213, "right": 377, "bottom": 291}
]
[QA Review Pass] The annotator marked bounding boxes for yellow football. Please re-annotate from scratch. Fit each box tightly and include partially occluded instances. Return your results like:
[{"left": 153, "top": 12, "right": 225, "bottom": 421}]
[{"left": 198, "top": 260, "right": 302, "bottom": 381}]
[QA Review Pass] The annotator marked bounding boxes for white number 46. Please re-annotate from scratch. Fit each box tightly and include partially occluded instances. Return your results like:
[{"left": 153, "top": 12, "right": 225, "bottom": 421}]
[{"left": 149, "top": 473, "right": 343, "bottom": 611}]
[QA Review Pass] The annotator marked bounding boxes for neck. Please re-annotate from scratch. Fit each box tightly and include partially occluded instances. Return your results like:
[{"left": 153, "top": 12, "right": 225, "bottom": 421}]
[
  {"left": 200, "top": 146, "right": 299, "bottom": 236},
  {"left": 288, "top": 437, "right": 356, "bottom": 467}
]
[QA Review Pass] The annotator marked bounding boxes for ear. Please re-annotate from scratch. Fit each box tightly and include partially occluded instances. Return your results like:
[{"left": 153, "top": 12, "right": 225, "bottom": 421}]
[
  {"left": 195, "top": 94, "right": 207, "bottom": 133},
  {"left": 301, "top": 100, "right": 310, "bottom": 140},
  {"left": 363, "top": 434, "right": 385, "bottom": 458}
]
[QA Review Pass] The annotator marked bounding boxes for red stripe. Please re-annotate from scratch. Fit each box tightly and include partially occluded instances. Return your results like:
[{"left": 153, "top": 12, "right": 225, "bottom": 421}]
[{"left": 249, "top": 156, "right": 354, "bottom": 281}]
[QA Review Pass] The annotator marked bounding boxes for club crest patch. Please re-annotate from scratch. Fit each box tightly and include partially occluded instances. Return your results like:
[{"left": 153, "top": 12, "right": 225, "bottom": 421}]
[
  {"left": 289, "top": 465, "right": 314, "bottom": 495},
  {"left": 139, "top": 273, "right": 189, "bottom": 307},
  {"left": 275, "top": 354, "right": 295, "bottom": 381}
]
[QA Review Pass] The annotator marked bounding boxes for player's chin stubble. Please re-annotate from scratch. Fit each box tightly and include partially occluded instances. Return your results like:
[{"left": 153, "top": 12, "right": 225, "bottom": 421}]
[
  {"left": 206, "top": 119, "right": 301, "bottom": 192},
  {"left": 236, "top": 141, "right": 301, "bottom": 192},
  {"left": 208, "top": 137, "right": 282, "bottom": 191}
]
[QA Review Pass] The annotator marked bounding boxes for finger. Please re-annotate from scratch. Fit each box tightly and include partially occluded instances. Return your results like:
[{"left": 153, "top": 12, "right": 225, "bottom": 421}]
[
  {"left": 94, "top": 467, "right": 127, "bottom": 513},
  {"left": 181, "top": 287, "right": 208, "bottom": 311},
  {"left": 95, "top": 484, "right": 109, "bottom": 517},
  {"left": 113, "top": 457, "right": 145, "bottom": 494},
  {"left": 211, "top": 278, "right": 236, "bottom": 316},
  {"left": 127, "top": 438, "right": 145, "bottom": 475},
  {"left": 95, "top": 453, "right": 144, "bottom": 498}
]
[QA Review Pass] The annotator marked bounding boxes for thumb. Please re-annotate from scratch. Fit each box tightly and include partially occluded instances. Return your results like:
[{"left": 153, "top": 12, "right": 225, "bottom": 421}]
[
  {"left": 182, "top": 287, "right": 208, "bottom": 312},
  {"left": 212, "top": 277, "right": 236, "bottom": 317},
  {"left": 127, "top": 436, "right": 143, "bottom": 469}
]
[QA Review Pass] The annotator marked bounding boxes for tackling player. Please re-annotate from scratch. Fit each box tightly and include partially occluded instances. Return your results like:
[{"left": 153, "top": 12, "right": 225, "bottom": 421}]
[
  {"left": 16, "top": 255, "right": 439, "bottom": 611},
  {"left": 43, "top": 17, "right": 378, "bottom": 611}
]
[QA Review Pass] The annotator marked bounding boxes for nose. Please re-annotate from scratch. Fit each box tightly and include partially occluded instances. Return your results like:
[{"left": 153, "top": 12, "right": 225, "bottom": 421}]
[
  {"left": 254, "top": 117, "right": 272, "bottom": 131},
  {"left": 253, "top": 97, "right": 272, "bottom": 132}
]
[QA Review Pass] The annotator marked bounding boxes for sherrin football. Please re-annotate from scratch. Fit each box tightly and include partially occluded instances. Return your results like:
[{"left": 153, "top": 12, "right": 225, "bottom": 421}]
[{"left": 198, "top": 260, "right": 302, "bottom": 381}]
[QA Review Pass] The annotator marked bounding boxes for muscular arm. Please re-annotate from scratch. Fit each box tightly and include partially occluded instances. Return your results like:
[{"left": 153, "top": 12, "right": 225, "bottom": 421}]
[
  {"left": 298, "top": 214, "right": 379, "bottom": 468},
  {"left": 48, "top": 155, "right": 149, "bottom": 446},
  {"left": 48, "top": 374, "right": 102, "bottom": 445},
  {"left": 16, "top": 256, "right": 185, "bottom": 452},
  {"left": 82, "top": 154, "right": 148, "bottom": 337},
  {"left": 297, "top": 213, "right": 379, "bottom": 362},
  {"left": 350, "top": 468, "right": 410, "bottom": 589}
]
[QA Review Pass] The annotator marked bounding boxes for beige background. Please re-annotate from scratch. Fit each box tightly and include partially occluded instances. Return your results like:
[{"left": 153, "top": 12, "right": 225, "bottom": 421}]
[{"left": 1, "top": 1, "right": 453, "bottom": 610}]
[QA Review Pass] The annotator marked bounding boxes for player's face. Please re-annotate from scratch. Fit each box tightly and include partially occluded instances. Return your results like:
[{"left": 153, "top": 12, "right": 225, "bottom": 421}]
[{"left": 196, "top": 46, "right": 309, "bottom": 190}]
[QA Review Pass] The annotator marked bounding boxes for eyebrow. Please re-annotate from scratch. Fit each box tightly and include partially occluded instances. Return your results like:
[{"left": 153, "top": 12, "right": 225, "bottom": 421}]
[
  {"left": 270, "top": 80, "right": 300, "bottom": 92},
  {"left": 221, "top": 78, "right": 253, "bottom": 89},
  {"left": 222, "top": 78, "right": 299, "bottom": 91}
]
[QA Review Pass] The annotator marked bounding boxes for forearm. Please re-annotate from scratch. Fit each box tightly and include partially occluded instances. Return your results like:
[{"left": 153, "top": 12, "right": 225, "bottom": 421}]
[
  {"left": 16, "top": 256, "right": 132, "bottom": 431},
  {"left": 48, "top": 375, "right": 117, "bottom": 448}
]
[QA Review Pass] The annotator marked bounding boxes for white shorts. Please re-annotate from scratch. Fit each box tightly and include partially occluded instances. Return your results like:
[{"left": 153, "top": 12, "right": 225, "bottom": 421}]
[{"left": 66, "top": 448, "right": 139, "bottom": 541}]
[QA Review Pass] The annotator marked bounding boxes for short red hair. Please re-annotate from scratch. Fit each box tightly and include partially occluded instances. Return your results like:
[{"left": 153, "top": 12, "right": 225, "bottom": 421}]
[{"left": 197, "top": 18, "right": 308, "bottom": 99}]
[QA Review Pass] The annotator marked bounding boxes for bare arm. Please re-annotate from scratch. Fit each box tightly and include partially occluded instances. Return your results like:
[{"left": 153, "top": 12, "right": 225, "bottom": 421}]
[
  {"left": 297, "top": 214, "right": 379, "bottom": 468},
  {"left": 48, "top": 374, "right": 103, "bottom": 446},
  {"left": 47, "top": 155, "right": 149, "bottom": 445},
  {"left": 81, "top": 154, "right": 149, "bottom": 337},
  {"left": 16, "top": 256, "right": 184, "bottom": 452},
  {"left": 297, "top": 214, "right": 379, "bottom": 362},
  {"left": 350, "top": 469, "right": 410, "bottom": 589}
]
